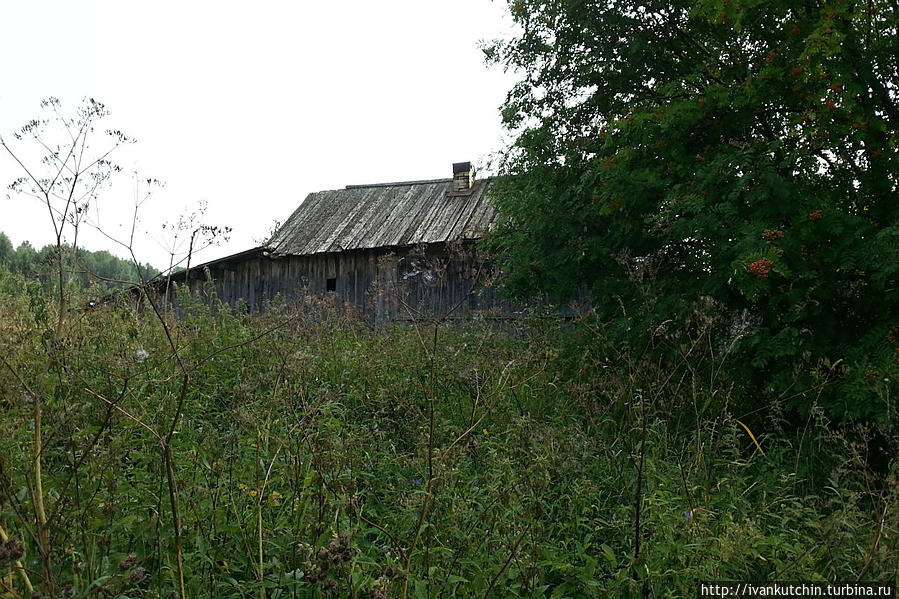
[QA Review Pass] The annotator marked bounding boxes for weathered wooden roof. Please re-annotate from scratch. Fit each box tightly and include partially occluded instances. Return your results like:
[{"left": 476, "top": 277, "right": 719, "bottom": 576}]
[{"left": 268, "top": 178, "right": 495, "bottom": 256}]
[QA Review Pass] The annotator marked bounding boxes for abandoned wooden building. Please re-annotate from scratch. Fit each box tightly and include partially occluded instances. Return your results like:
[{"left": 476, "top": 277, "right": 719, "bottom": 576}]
[{"left": 167, "top": 162, "right": 512, "bottom": 320}]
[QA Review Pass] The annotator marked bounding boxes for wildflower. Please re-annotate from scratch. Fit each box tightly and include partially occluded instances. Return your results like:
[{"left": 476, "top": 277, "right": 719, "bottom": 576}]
[
  {"left": 482, "top": 428, "right": 489, "bottom": 436},
  {"left": 611, "top": 513, "right": 617, "bottom": 522},
  {"left": 684, "top": 510, "right": 693, "bottom": 521},
  {"left": 747, "top": 259, "right": 773, "bottom": 279},
  {"left": 412, "top": 478, "right": 421, "bottom": 487},
  {"left": 134, "top": 348, "right": 149, "bottom": 363}
]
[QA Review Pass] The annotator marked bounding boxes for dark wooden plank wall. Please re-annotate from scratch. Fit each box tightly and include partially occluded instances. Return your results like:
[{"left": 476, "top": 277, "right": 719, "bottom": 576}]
[{"left": 181, "top": 243, "right": 519, "bottom": 321}]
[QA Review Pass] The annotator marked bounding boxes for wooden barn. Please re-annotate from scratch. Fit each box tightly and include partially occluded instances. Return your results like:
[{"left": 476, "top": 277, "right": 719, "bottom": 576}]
[{"left": 169, "top": 162, "right": 512, "bottom": 320}]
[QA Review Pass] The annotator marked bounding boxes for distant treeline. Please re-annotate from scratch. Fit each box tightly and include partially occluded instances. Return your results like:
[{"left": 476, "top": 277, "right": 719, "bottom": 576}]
[{"left": 0, "top": 231, "right": 158, "bottom": 288}]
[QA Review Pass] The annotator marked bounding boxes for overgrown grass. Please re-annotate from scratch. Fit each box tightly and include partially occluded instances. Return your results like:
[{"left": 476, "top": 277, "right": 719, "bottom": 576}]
[{"left": 0, "top": 268, "right": 895, "bottom": 598}]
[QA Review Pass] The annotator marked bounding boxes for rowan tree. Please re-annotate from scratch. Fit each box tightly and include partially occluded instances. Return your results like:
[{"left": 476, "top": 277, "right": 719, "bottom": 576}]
[{"left": 485, "top": 0, "right": 899, "bottom": 419}]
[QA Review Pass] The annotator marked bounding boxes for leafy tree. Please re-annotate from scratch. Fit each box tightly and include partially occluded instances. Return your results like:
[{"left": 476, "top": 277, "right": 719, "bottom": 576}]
[
  {"left": 485, "top": 0, "right": 898, "bottom": 419},
  {"left": 12, "top": 240, "right": 38, "bottom": 278},
  {"left": 0, "top": 232, "right": 12, "bottom": 264},
  {"left": 0, "top": 232, "right": 159, "bottom": 289}
]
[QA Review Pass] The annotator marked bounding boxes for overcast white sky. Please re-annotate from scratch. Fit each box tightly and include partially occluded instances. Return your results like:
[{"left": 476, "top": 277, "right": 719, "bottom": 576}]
[{"left": 0, "top": 1, "right": 516, "bottom": 269}]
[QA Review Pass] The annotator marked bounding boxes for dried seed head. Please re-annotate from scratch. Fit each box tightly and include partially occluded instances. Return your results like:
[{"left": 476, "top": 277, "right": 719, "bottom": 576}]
[
  {"left": 316, "top": 547, "right": 329, "bottom": 564},
  {"left": 119, "top": 553, "right": 138, "bottom": 571},
  {"left": 129, "top": 566, "right": 149, "bottom": 584},
  {"left": 303, "top": 565, "right": 323, "bottom": 583},
  {"left": 327, "top": 534, "right": 352, "bottom": 562},
  {"left": 2, "top": 539, "right": 24, "bottom": 562}
]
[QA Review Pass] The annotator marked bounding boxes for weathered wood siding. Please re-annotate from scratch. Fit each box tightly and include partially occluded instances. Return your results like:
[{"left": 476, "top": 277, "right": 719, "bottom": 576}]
[{"left": 180, "top": 242, "right": 517, "bottom": 321}]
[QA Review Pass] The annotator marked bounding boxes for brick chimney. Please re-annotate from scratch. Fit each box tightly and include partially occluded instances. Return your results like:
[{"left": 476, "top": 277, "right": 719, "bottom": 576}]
[{"left": 452, "top": 161, "right": 473, "bottom": 191}]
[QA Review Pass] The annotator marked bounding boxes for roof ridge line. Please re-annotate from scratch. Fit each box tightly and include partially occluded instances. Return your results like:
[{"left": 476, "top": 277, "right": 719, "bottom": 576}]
[{"left": 345, "top": 178, "right": 452, "bottom": 189}]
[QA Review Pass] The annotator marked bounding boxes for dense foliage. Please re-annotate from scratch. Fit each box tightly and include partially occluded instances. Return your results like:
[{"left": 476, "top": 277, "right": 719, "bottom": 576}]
[
  {"left": 484, "top": 0, "right": 899, "bottom": 421},
  {"left": 0, "top": 231, "right": 158, "bottom": 289},
  {"left": 0, "top": 269, "right": 895, "bottom": 597},
  {"left": 1, "top": 20, "right": 897, "bottom": 597}
]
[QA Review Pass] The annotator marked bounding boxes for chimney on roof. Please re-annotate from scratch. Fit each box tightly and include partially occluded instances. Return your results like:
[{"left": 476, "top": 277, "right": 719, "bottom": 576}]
[{"left": 452, "top": 161, "right": 473, "bottom": 192}]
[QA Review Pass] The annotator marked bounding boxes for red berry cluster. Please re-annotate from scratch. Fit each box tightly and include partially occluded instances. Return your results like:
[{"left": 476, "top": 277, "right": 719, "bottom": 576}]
[
  {"left": 809, "top": 209, "right": 823, "bottom": 221},
  {"left": 748, "top": 259, "right": 773, "bottom": 279},
  {"left": 762, "top": 229, "right": 784, "bottom": 241},
  {"left": 887, "top": 326, "right": 899, "bottom": 363}
]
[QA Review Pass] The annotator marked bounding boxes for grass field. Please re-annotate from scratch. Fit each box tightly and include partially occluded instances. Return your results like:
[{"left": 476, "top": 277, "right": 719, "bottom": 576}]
[{"left": 0, "top": 271, "right": 895, "bottom": 598}]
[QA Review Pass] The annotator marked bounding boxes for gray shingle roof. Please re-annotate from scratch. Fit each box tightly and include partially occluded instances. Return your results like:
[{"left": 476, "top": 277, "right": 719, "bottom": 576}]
[{"left": 268, "top": 178, "right": 495, "bottom": 256}]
